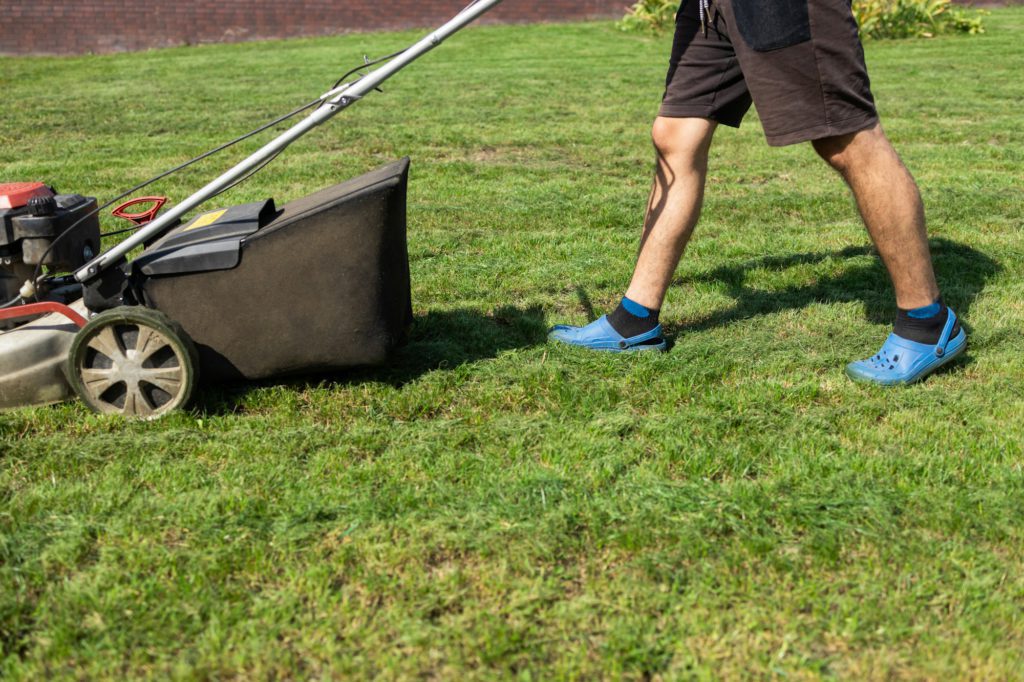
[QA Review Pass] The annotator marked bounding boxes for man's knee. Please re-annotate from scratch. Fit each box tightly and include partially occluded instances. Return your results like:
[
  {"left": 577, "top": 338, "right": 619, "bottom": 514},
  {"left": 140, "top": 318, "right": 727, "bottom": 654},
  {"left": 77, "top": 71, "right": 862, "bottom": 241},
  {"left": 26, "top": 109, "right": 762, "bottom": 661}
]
[
  {"left": 651, "top": 117, "right": 680, "bottom": 154},
  {"left": 651, "top": 116, "right": 716, "bottom": 164},
  {"left": 812, "top": 123, "right": 887, "bottom": 175}
]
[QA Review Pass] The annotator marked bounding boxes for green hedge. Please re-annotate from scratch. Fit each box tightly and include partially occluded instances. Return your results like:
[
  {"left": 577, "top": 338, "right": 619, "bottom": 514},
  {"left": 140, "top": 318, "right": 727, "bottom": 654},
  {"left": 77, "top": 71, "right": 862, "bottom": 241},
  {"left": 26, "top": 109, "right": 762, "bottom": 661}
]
[{"left": 618, "top": 0, "right": 986, "bottom": 38}]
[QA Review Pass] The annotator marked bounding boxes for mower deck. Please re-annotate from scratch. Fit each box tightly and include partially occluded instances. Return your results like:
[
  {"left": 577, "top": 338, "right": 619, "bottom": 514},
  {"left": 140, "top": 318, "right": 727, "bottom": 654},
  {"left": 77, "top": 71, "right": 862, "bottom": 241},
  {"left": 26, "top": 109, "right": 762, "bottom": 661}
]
[{"left": 0, "top": 301, "right": 85, "bottom": 410}]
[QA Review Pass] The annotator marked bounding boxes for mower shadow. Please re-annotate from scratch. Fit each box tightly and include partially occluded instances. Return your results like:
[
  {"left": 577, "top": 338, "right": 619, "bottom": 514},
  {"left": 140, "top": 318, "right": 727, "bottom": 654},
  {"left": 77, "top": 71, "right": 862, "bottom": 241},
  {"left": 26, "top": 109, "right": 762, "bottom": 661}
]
[
  {"left": 193, "top": 304, "right": 548, "bottom": 413},
  {"left": 664, "top": 237, "right": 1000, "bottom": 338},
  {"left": 362, "top": 304, "right": 549, "bottom": 386}
]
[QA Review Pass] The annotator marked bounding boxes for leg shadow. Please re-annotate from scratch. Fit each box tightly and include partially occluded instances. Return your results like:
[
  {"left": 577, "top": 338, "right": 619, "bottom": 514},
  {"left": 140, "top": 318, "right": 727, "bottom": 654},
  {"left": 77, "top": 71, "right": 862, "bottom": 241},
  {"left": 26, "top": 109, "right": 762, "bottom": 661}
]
[
  {"left": 575, "top": 285, "right": 597, "bottom": 321},
  {"left": 666, "top": 237, "right": 1000, "bottom": 335}
]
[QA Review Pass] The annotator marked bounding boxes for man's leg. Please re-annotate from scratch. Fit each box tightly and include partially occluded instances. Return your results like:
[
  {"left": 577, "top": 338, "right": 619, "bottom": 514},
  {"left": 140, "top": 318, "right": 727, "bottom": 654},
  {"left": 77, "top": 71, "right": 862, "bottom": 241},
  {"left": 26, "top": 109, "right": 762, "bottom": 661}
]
[
  {"left": 815, "top": 123, "right": 966, "bottom": 384},
  {"left": 624, "top": 117, "right": 718, "bottom": 310},
  {"left": 812, "top": 123, "right": 938, "bottom": 309},
  {"left": 548, "top": 116, "right": 716, "bottom": 351},
  {"left": 549, "top": 0, "right": 746, "bottom": 352}
]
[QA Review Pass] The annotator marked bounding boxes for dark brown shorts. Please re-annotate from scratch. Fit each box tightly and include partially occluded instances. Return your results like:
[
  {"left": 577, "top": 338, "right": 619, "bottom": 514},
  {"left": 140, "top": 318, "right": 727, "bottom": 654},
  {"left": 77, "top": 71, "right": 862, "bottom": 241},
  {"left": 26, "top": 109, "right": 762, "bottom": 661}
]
[{"left": 659, "top": 0, "right": 879, "bottom": 146}]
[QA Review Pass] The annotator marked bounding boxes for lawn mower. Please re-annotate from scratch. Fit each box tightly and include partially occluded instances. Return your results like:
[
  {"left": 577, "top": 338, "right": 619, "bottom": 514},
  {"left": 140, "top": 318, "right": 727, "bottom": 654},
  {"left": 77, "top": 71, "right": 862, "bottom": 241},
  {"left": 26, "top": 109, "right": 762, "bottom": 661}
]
[{"left": 0, "top": 0, "right": 503, "bottom": 418}]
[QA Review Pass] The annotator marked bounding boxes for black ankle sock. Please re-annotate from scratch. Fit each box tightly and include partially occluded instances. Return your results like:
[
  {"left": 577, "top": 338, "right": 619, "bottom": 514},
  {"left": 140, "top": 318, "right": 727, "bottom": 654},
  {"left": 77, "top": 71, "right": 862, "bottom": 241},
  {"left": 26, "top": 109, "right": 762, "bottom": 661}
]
[
  {"left": 607, "top": 297, "right": 660, "bottom": 338},
  {"left": 893, "top": 298, "right": 959, "bottom": 345}
]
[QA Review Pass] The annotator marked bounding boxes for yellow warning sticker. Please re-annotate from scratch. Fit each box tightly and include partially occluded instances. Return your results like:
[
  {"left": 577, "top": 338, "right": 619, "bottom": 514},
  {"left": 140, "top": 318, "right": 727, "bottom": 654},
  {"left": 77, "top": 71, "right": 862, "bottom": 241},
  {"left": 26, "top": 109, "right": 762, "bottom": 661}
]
[{"left": 185, "top": 209, "right": 227, "bottom": 231}]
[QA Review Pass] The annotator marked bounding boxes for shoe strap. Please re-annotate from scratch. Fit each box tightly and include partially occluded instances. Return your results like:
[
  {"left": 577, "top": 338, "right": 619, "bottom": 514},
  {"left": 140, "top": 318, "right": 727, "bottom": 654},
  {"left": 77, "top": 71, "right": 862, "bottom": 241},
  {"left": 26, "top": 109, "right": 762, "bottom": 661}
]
[{"left": 935, "top": 308, "right": 958, "bottom": 357}]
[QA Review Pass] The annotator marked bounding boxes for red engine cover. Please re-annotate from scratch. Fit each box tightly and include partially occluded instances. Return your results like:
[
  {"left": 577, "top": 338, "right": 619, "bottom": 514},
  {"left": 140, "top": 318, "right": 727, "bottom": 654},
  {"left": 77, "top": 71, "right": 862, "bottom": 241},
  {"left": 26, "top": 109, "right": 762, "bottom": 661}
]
[{"left": 0, "top": 182, "right": 53, "bottom": 210}]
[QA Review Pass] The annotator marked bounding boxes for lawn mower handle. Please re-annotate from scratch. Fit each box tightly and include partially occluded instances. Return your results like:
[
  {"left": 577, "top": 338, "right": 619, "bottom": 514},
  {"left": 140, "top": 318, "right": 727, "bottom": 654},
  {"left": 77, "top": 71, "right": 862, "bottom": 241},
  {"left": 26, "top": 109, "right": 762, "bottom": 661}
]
[{"left": 72, "top": 0, "right": 504, "bottom": 285}]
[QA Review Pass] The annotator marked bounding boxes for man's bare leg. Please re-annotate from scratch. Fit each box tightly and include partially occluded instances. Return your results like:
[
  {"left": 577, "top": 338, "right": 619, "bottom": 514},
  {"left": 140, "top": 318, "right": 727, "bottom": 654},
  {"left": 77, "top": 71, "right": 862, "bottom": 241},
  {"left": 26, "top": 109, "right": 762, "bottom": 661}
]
[
  {"left": 812, "top": 123, "right": 939, "bottom": 310},
  {"left": 624, "top": 116, "right": 718, "bottom": 310},
  {"left": 548, "top": 116, "right": 715, "bottom": 349},
  {"left": 815, "top": 123, "right": 966, "bottom": 383}
]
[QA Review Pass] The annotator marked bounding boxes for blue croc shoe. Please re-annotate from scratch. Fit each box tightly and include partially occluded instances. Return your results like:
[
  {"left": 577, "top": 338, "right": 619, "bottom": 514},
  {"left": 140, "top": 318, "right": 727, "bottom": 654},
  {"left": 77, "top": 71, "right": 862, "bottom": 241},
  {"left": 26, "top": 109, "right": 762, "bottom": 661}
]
[
  {"left": 548, "top": 315, "right": 667, "bottom": 352},
  {"left": 846, "top": 307, "right": 967, "bottom": 386}
]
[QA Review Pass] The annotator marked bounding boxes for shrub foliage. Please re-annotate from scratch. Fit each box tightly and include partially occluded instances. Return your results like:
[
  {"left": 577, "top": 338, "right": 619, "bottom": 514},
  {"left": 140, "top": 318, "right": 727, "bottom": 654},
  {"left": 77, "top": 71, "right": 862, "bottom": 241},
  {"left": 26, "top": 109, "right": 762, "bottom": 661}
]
[
  {"left": 618, "top": 0, "right": 986, "bottom": 38},
  {"left": 618, "top": 0, "right": 681, "bottom": 34},
  {"left": 854, "top": 0, "right": 986, "bottom": 38}
]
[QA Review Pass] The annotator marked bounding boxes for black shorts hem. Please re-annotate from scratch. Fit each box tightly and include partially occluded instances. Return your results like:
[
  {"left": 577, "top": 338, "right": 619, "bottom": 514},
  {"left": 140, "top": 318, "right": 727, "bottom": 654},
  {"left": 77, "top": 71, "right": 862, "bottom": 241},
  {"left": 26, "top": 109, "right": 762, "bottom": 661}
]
[
  {"left": 657, "top": 104, "right": 745, "bottom": 129},
  {"left": 764, "top": 113, "right": 879, "bottom": 147}
]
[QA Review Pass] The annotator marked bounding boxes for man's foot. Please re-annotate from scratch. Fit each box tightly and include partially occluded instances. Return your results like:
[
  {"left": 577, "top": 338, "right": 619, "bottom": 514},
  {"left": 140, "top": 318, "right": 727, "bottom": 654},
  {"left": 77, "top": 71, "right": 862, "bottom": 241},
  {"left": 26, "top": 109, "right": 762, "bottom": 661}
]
[
  {"left": 548, "top": 315, "right": 667, "bottom": 352},
  {"left": 846, "top": 305, "right": 967, "bottom": 386}
]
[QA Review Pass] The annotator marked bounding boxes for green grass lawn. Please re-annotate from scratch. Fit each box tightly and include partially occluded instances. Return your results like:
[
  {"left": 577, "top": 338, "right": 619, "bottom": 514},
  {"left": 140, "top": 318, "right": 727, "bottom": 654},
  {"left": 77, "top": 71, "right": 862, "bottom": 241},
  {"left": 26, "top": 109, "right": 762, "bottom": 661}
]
[{"left": 2, "top": 8, "right": 1023, "bottom": 679}]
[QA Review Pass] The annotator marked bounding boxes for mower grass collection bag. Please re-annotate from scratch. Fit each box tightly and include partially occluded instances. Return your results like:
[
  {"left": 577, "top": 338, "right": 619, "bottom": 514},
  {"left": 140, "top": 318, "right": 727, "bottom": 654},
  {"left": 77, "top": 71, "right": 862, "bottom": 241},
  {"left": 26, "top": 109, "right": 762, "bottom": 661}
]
[{"left": 136, "top": 158, "right": 414, "bottom": 381}]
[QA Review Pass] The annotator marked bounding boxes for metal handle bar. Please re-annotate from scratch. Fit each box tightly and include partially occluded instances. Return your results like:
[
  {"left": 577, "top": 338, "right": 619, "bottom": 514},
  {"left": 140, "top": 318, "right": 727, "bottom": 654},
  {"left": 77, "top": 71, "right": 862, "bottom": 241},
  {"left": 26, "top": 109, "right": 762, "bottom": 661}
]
[{"left": 74, "top": 0, "right": 504, "bottom": 283}]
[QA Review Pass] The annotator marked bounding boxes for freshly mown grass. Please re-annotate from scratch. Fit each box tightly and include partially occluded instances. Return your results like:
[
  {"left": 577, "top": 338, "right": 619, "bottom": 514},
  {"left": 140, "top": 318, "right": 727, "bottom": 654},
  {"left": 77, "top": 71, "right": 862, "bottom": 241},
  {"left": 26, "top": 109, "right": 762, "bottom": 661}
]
[{"left": 2, "top": 8, "right": 1023, "bottom": 679}]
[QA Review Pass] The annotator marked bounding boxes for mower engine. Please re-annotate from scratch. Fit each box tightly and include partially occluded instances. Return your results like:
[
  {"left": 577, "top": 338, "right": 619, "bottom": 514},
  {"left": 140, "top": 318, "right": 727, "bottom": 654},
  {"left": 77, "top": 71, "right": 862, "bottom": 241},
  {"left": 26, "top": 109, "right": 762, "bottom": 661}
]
[{"left": 0, "top": 182, "right": 101, "bottom": 307}]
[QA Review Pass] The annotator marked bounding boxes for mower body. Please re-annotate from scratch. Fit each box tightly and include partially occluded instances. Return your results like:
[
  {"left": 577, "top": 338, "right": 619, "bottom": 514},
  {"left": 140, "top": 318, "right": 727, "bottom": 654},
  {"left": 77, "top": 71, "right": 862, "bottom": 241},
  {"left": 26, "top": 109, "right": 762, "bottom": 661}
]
[{"left": 0, "top": 159, "right": 413, "bottom": 410}]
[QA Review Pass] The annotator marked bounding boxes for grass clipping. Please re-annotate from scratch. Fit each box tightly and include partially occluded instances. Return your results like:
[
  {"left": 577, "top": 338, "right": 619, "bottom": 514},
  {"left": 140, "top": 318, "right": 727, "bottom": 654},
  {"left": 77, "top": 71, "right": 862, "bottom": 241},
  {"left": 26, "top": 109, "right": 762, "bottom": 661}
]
[{"left": 619, "top": 0, "right": 986, "bottom": 38}]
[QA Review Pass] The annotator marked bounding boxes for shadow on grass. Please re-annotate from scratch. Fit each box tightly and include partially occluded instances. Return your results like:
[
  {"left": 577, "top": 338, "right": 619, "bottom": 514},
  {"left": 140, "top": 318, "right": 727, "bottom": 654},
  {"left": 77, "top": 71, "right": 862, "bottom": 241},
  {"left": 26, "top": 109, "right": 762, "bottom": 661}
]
[
  {"left": 194, "top": 305, "right": 548, "bottom": 413},
  {"left": 193, "top": 239, "right": 998, "bottom": 412},
  {"left": 364, "top": 304, "right": 548, "bottom": 385},
  {"left": 666, "top": 237, "right": 1000, "bottom": 335}
]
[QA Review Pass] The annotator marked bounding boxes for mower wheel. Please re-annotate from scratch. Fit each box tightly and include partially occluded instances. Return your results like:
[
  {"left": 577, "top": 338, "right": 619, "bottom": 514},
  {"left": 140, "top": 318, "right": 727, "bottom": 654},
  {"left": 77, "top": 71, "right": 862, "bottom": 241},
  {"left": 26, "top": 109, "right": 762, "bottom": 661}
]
[{"left": 67, "top": 307, "right": 199, "bottom": 419}]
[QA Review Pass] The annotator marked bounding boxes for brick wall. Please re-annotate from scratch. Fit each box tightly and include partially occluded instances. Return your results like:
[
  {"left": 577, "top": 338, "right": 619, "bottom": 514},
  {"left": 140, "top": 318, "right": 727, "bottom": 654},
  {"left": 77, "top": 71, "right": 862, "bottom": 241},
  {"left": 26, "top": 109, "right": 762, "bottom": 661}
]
[
  {"left": 0, "top": 1, "right": 627, "bottom": 56},
  {"left": 3, "top": 0, "right": 1007, "bottom": 56}
]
